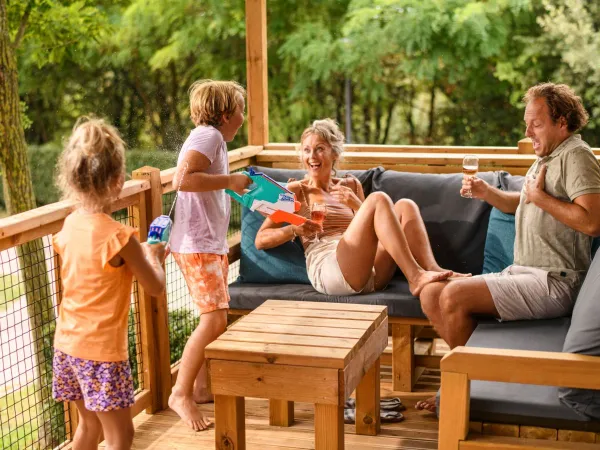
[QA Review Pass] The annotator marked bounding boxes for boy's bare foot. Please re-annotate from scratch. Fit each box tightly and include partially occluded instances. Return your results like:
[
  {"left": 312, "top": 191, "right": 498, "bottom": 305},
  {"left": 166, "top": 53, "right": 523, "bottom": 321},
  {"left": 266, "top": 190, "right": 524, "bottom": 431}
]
[
  {"left": 415, "top": 396, "right": 437, "bottom": 413},
  {"left": 193, "top": 389, "right": 214, "bottom": 404},
  {"left": 168, "top": 388, "right": 212, "bottom": 431},
  {"left": 409, "top": 270, "right": 452, "bottom": 296}
]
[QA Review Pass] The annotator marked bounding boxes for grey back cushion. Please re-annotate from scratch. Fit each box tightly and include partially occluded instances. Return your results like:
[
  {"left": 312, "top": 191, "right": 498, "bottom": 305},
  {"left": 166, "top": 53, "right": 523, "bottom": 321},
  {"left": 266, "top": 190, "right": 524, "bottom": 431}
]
[
  {"left": 559, "top": 251, "right": 600, "bottom": 419},
  {"left": 372, "top": 170, "right": 500, "bottom": 275}
]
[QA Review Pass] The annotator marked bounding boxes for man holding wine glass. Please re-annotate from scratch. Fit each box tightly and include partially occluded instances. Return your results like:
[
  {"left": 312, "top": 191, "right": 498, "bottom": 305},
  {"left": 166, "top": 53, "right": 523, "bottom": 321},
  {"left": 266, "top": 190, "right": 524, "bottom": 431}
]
[
  {"left": 416, "top": 82, "right": 600, "bottom": 413},
  {"left": 255, "top": 118, "right": 463, "bottom": 297}
]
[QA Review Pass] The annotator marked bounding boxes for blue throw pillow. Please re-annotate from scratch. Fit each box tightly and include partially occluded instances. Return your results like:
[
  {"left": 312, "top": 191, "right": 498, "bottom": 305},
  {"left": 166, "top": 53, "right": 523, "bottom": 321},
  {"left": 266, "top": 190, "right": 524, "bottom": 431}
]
[
  {"left": 238, "top": 206, "right": 310, "bottom": 284},
  {"left": 482, "top": 207, "right": 515, "bottom": 274}
]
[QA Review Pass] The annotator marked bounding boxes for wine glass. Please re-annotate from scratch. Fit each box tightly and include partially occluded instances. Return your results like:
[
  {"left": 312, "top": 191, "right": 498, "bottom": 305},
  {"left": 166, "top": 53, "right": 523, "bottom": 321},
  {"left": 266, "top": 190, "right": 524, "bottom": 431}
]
[
  {"left": 310, "top": 203, "right": 327, "bottom": 243},
  {"left": 461, "top": 155, "right": 479, "bottom": 198}
]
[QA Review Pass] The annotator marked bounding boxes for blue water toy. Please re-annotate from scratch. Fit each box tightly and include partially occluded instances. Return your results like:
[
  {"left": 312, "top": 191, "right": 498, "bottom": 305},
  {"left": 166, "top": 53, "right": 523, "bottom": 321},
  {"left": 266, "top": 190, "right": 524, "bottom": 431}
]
[
  {"left": 225, "top": 167, "right": 306, "bottom": 225},
  {"left": 147, "top": 215, "right": 172, "bottom": 244}
]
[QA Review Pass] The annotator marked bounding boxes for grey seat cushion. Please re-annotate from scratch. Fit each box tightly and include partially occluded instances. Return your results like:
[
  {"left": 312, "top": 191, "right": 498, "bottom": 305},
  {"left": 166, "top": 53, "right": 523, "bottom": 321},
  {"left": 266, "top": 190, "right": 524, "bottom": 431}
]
[
  {"left": 559, "top": 251, "right": 600, "bottom": 420},
  {"left": 228, "top": 275, "right": 426, "bottom": 318},
  {"left": 372, "top": 171, "right": 499, "bottom": 275},
  {"left": 445, "top": 319, "right": 600, "bottom": 431}
]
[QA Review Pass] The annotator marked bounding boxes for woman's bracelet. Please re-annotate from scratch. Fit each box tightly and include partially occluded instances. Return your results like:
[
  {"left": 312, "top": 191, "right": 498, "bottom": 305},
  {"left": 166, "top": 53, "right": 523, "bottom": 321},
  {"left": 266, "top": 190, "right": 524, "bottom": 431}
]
[{"left": 289, "top": 225, "right": 297, "bottom": 241}]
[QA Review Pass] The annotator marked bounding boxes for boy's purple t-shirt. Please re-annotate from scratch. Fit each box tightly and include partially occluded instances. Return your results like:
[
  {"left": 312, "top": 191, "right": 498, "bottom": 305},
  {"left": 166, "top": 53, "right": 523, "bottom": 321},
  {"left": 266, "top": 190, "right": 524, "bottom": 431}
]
[{"left": 170, "top": 125, "right": 230, "bottom": 254}]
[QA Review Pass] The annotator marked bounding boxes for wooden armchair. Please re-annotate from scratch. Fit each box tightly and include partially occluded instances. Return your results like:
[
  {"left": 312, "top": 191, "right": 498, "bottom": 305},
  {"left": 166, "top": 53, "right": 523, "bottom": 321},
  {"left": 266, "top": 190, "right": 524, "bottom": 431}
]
[{"left": 439, "top": 346, "right": 600, "bottom": 450}]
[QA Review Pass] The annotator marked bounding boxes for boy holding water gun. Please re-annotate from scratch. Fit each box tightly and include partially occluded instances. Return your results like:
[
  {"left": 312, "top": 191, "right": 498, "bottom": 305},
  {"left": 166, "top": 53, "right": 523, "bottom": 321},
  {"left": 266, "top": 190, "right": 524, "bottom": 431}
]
[{"left": 168, "top": 80, "right": 251, "bottom": 431}]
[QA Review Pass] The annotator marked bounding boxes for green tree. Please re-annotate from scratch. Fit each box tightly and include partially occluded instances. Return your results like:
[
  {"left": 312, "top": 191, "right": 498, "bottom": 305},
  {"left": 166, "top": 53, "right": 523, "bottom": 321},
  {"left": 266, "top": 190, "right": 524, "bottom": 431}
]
[{"left": 1, "top": 1, "right": 106, "bottom": 447}]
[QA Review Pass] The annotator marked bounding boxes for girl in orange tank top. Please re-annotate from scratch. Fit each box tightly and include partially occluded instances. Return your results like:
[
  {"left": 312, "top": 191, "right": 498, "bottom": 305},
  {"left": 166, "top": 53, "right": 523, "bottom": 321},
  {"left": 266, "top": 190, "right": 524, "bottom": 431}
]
[{"left": 52, "top": 118, "right": 167, "bottom": 449}]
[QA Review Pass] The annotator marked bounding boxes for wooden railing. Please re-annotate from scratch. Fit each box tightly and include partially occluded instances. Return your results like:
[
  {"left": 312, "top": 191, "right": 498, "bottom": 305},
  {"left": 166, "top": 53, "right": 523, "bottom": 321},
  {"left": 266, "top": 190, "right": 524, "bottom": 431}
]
[{"left": 2, "top": 140, "right": 600, "bottom": 448}]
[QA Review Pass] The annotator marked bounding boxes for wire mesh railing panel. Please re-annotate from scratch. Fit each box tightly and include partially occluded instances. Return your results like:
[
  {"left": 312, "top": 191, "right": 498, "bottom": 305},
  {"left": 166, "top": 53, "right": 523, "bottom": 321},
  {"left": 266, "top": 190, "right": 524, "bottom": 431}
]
[
  {"left": 112, "top": 208, "right": 144, "bottom": 394},
  {"left": 0, "top": 235, "right": 68, "bottom": 449}
]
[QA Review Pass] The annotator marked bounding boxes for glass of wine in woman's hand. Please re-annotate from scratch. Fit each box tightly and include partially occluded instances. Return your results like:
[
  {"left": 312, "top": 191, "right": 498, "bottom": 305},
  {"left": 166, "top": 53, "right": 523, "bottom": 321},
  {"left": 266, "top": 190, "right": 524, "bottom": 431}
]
[
  {"left": 461, "top": 155, "right": 479, "bottom": 198},
  {"left": 310, "top": 202, "right": 327, "bottom": 243}
]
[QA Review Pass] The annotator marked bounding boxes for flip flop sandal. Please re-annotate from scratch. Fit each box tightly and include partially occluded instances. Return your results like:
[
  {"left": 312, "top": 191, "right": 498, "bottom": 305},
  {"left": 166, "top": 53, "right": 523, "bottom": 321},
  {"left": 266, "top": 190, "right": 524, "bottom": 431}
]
[
  {"left": 344, "top": 397, "right": 405, "bottom": 412},
  {"left": 380, "top": 410, "right": 404, "bottom": 423},
  {"left": 344, "top": 407, "right": 355, "bottom": 424},
  {"left": 343, "top": 408, "right": 405, "bottom": 424}
]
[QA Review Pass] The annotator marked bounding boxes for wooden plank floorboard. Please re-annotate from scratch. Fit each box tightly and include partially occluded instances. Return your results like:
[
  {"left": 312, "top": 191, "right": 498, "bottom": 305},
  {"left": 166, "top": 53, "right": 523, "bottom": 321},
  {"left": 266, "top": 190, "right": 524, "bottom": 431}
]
[{"left": 109, "top": 365, "right": 441, "bottom": 449}]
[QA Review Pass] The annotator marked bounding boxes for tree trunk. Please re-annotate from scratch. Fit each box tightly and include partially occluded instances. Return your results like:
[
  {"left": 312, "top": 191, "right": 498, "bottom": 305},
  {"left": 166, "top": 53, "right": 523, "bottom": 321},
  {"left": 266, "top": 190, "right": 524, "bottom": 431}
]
[
  {"left": 428, "top": 81, "right": 436, "bottom": 141},
  {"left": 0, "top": 1, "right": 64, "bottom": 447}
]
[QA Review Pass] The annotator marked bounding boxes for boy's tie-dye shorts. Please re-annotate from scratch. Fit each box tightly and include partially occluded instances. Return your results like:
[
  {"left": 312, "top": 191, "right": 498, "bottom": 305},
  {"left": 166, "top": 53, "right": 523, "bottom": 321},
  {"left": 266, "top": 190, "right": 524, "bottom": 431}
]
[
  {"left": 172, "top": 252, "right": 230, "bottom": 314},
  {"left": 52, "top": 349, "right": 135, "bottom": 412}
]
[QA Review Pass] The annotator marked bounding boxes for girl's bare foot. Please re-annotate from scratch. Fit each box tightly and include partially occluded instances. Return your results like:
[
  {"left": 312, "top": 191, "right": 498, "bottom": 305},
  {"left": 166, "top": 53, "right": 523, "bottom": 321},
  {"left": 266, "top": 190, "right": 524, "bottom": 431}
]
[
  {"left": 168, "top": 387, "right": 212, "bottom": 431},
  {"left": 415, "top": 396, "right": 437, "bottom": 413},
  {"left": 409, "top": 270, "right": 452, "bottom": 296}
]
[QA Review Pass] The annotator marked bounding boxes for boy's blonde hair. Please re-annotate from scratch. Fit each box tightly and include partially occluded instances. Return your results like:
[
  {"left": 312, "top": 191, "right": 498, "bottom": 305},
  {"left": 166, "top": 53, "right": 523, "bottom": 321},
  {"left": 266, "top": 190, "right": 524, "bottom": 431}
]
[
  {"left": 300, "top": 118, "right": 346, "bottom": 173},
  {"left": 57, "top": 117, "right": 126, "bottom": 210},
  {"left": 189, "top": 80, "right": 246, "bottom": 127}
]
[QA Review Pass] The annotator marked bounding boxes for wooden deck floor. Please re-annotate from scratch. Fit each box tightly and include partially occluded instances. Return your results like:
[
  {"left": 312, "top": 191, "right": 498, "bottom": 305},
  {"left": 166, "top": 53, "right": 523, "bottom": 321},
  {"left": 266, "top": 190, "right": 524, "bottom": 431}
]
[{"left": 116, "top": 362, "right": 442, "bottom": 449}]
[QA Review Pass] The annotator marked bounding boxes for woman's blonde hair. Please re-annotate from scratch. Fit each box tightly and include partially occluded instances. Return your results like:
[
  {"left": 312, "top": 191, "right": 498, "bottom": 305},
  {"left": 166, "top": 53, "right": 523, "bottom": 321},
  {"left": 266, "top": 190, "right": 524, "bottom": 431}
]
[
  {"left": 189, "top": 79, "right": 246, "bottom": 127},
  {"left": 57, "top": 117, "right": 126, "bottom": 210},
  {"left": 300, "top": 118, "right": 345, "bottom": 173}
]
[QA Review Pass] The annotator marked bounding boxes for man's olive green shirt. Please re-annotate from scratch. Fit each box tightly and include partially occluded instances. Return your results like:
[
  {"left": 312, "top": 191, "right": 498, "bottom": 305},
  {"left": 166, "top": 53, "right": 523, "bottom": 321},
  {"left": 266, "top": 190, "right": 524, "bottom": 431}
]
[{"left": 514, "top": 135, "right": 600, "bottom": 279}]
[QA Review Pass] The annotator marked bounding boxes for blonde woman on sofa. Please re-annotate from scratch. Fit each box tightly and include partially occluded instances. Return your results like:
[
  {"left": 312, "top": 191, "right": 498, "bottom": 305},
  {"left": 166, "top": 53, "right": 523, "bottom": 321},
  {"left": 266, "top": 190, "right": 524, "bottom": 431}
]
[{"left": 255, "top": 118, "right": 464, "bottom": 297}]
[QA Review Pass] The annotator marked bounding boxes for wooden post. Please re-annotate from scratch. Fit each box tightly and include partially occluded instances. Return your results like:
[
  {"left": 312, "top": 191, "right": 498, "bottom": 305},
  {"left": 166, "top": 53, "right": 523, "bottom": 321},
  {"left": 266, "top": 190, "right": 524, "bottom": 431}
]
[
  {"left": 518, "top": 137, "right": 534, "bottom": 154},
  {"left": 438, "top": 372, "right": 470, "bottom": 450},
  {"left": 269, "top": 399, "right": 294, "bottom": 427},
  {"left": 215, "top": 395, "right": 246, "bottom": 450},
  {"left": 392, "top": 324, "right": 414, "bottom": 391},
  {"left": 355, "top": 358, "right": 380, "bottom": 436},
  {"left": 315, "top": 404, "right": 344, "bottom": 450},
  {"left": 245, "top": 0, "right": 269, "bottom": 145},
  {"left": 132, "top": 166, "right": 172, "bottom": 412}
]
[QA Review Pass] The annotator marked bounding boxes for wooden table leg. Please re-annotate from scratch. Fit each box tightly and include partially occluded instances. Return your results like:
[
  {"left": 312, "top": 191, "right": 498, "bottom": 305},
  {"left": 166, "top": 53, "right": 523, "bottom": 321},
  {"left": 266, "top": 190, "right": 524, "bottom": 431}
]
[
  {"left": 215, "top": 395, "right": 245, "bottom": 450},
  {"left": 356, "top": 357, "right": 381, "bottom": 436},
  {"left": 315, "top": 404, "right": 344, "bottom": 450},
  {"left": 269, "top": 399, "right": 294, "bottom": 426},
  {"left": 392, "top": 324, "right": 414, "bottom": 391}
]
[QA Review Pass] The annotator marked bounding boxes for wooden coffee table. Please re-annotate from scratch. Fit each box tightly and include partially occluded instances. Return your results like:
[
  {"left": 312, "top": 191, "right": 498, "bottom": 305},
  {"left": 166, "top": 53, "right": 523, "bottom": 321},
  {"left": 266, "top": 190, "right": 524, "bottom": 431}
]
[{"left": 205, "top": 299, "right": 388, "bottom": 450}]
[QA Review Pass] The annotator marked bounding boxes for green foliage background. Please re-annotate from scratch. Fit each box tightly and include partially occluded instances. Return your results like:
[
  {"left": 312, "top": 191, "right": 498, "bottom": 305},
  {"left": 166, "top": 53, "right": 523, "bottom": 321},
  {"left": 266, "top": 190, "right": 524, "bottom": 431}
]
[{"left": 7, "top": 0, "right": 599, "bottom": 160}]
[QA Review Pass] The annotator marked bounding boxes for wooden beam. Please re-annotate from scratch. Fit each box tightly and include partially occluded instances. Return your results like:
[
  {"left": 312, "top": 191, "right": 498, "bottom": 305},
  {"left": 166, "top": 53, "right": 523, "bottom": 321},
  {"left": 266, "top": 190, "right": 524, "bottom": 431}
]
[
  {"left": 442, "top": 346, "right": 600, "bottom": 389},
  {"left": 245, "top": 0, "right": 268, "bottom": 145},
  {"left": 460, "top": 434, "right": 599, "bottom": 449},
  {"left": 265, "top": 142, "right": 600, "bottom": 155},
  {"left": 518, "top": 138, "right": 534, "bottom": 154},
  {"left": 257, "top": 150, "right": 540, "bottom": 167}
]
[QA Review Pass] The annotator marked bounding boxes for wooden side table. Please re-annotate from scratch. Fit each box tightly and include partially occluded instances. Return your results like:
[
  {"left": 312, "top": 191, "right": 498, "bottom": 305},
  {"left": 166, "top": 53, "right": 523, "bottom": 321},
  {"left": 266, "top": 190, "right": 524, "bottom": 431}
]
[{"left": 206, "top": 299, "right": 388, "bottom": 450}]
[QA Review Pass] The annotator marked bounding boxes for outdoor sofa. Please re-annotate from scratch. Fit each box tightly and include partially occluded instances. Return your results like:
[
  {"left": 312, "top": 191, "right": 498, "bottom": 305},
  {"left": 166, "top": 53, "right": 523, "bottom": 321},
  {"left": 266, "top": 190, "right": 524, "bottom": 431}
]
[{"left": 228, "top": 166, "right": 521, "bottom": 392}]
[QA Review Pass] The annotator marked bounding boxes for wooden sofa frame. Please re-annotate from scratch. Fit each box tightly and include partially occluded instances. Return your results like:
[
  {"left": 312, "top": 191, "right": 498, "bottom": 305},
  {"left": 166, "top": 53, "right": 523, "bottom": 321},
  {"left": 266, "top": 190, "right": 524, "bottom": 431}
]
[{"left": 439, "top": 346, "right": 600, "bottom": 449}]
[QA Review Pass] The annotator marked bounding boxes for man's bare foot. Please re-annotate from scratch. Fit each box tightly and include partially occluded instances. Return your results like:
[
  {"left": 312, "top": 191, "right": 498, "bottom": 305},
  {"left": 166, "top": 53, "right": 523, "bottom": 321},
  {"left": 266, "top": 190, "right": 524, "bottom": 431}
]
[
  {"left": 168, "top": 388, "right": 212, "bottom": 431},
  {"left": 409, "top": 270, "right": 452, "bottom": 296},
  {"left": 415, "top": 396, "right": 437, "bottom": 413}
]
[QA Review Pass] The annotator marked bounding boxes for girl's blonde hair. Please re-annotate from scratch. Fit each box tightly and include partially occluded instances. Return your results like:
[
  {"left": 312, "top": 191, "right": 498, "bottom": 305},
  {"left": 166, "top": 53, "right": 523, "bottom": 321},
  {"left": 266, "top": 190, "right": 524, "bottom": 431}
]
[
  {"left": 300, "top": 118, "right": 345, "bottom": 173},
  {"left": 189, "top": 80, "right": 246, "bottom": 127},
  {"left": 57, "top": 117, "right": 126, "bottom": 210}
]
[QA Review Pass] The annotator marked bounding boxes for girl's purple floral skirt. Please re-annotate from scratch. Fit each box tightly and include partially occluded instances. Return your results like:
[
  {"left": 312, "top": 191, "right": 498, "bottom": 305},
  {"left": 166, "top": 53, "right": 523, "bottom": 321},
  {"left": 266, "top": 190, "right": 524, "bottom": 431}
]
[{"left": 52, "top": 349, "right": 135, "bottom": 412}]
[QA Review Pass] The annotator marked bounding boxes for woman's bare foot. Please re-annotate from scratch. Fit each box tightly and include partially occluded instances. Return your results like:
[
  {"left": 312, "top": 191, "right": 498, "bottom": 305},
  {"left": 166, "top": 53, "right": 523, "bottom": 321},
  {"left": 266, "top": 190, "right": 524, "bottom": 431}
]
[
  {"left": 409, "top": 270, "right": 452, "bottom": 296},
  {"left": 432, "top": 266, "right": 472, "bottom": 278},
  {"left": 415, "top": 396, "right": 437, "bottom": 413},
  {"left": 168, "top": 387, "right": 212, "bottom": 431}
]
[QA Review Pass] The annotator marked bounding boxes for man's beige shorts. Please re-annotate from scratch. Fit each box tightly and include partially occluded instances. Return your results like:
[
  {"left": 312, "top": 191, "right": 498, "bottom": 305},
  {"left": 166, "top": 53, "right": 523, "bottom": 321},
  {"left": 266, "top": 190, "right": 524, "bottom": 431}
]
[{"left": 478, "top": 264, "right": 580, "bottom": 321}]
